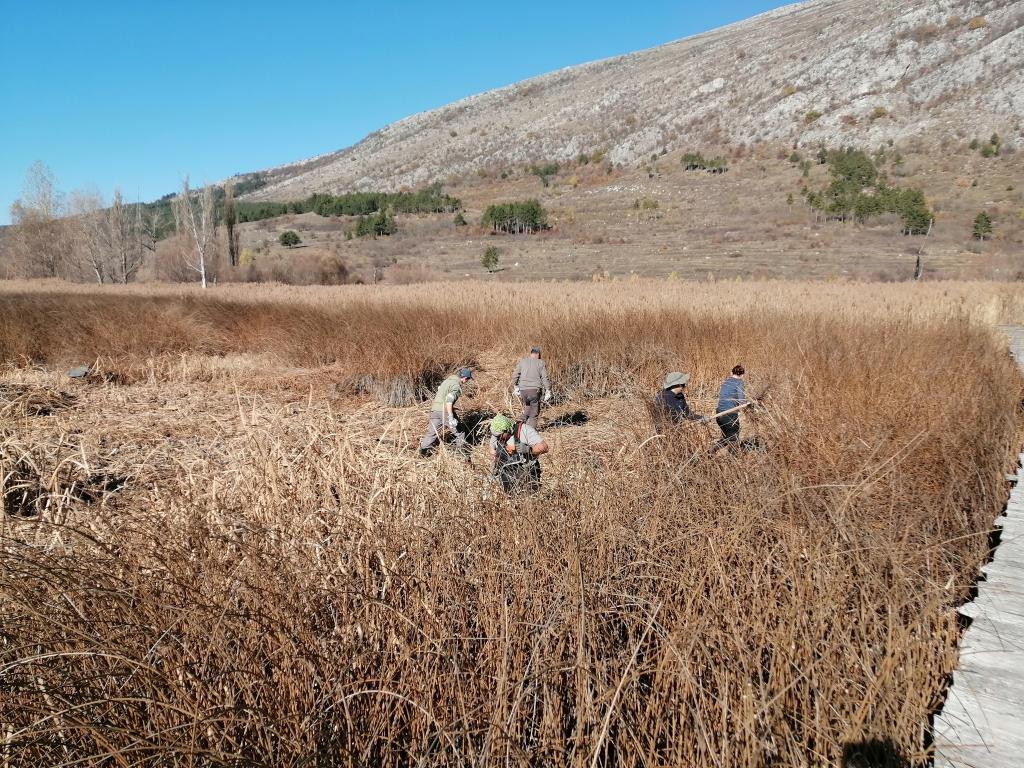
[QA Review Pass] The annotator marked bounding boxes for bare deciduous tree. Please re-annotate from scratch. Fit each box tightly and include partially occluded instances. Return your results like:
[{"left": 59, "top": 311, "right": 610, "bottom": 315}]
[
  {"left": 224, "top": 181, "right": 239, "bottom": 268},
  {"left": 107, "top": 190, "right": 146, "bottom": 284},
  {"left": 66, "top": 188, "right": 108, "bottom": 284},
  {"left": 172, "top": 177, "right": 217, "bottom": 288},
  {"left": 7, "top": 161, "right": 73, "bottom": 278}
]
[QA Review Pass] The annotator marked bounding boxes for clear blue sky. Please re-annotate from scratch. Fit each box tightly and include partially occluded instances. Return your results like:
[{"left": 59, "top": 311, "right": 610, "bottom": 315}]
[{"left": 0, "top": 0, "right": 793, "bottom": 223}]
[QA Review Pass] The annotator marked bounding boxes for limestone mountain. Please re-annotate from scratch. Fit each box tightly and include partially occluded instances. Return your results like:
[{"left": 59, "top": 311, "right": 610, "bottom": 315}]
[{"left": 245, "top": 0, "right": 1023, "bottom": 200}]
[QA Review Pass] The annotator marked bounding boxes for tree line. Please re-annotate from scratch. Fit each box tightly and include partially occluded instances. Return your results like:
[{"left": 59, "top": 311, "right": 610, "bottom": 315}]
[
  {"left": 235, "top": 186, "right": 462, "bottom": 222},
  {"left": 481, "top": 200, "right": 548, "bottom": 234}
]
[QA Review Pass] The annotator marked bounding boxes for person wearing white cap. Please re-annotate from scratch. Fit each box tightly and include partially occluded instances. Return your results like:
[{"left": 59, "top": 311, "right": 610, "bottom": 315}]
[{"left": 653, "top": 371, "right": 707, "bottom": 431}]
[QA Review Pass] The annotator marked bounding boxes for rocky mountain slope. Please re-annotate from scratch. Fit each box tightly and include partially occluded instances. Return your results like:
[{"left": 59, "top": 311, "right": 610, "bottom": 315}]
[{"left": 246, "top": 0, "right": 1023, "bottom": 200}]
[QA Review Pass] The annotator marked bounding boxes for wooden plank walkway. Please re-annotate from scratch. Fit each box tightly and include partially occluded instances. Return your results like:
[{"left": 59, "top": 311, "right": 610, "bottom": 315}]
[{"left": 933, "top": 327, "right": 1024, "bottom": 768}]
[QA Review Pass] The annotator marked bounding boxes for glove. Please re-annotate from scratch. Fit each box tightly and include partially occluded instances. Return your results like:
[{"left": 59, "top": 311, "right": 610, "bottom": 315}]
[
  {"left": 448, "top": 418, "right": 458, "bottom": 430},
  {"left": 513, "top": 386, "right": 521, "bottom": 396},
  {"left": 516, "top": 442, "right": 533, "bottom": 456},
  {"left": 543, "top": 389, "right": 552, "bottom": 402}
]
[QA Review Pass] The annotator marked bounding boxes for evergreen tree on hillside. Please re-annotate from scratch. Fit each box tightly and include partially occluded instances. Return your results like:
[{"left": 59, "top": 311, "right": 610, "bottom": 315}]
[{"left": 973, "top": 211, "right": 993, "bottom": 240}]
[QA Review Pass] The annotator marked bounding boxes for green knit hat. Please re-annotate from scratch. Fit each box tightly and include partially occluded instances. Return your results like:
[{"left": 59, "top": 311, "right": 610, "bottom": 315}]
[{"left": 490, "top": 415, "right": 515, "bottom": 435}]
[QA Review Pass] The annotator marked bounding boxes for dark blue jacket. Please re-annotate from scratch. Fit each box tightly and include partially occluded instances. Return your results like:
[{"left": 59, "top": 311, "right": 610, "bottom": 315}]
[
  {"left": 654, "top": 389, "right": 702, "bottom": 423},
  {"left": 716, "top": 377, "right": 746, "bottom": 414}
]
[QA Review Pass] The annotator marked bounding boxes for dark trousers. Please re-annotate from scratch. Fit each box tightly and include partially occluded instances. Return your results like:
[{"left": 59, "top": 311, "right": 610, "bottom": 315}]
[
  {"left": 497, "top": 459, "right": 541, "bottom": 495},
  {"left": 714, "top": 414, "right": 740, "bottom": 451},
  {"left": 519, "top": 388, "right": 541, "bottom": 428}
]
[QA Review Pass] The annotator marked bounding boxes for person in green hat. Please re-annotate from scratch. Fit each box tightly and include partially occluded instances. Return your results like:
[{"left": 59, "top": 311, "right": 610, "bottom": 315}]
[
  {"left": 488, "top": 414, "right": 549, "bottom": 494},
  {"left": 419, "top": 367, "right": 474, "bottom": 457},
  {"left": 652, "top": 371, "right": 707, "bottom": 432}
]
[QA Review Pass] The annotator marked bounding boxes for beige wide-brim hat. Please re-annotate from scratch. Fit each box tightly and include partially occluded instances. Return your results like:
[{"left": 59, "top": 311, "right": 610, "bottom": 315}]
[{"left": 663, "top": 371, "right": 690, "bottom": 389}]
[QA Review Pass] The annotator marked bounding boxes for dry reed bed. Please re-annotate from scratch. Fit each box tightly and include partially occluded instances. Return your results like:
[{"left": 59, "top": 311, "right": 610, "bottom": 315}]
[{"left": 1, "top": 282, "right": 1023, "bottom": 766}]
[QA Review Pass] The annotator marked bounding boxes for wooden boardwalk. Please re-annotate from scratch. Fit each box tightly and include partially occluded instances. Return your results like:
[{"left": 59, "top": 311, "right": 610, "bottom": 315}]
[{"left": 932, "top": 327, "right": 1024, "bottom": 768}]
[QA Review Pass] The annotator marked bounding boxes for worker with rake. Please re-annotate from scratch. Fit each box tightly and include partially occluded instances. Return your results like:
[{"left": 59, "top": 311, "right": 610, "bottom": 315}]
[
  {"left": 488, "top": 414, "right": 549, "bottom": 494},
  {"left": 419, "top": 367, "right": 474, "bottom": 458},
  {"left": 714, "top": 364, "right": 750, "bottom": 451},
  {"left": 510, "top": 346, "right": 551, "bottom": 428}
]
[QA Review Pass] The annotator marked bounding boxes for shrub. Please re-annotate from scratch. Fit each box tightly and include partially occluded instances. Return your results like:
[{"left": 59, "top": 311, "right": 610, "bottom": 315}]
[
  {"left": 681, "top": 152, "right": 707, "bottom": 169},
  {"left": 967, "top": 15, "right": 987, "bottom": 30},
  {"left": 909, "top": 23, "right": 940, "bottom": 44},
  {"left": 278, "top": 230, "right": 301, "bottom": 248},
  {"left": 481, "top": 245, "right": 499, "bottom": 272},
  {"left": 969, "top": 138, "right": 980, "bottom": 150},
  {"left": 973, "top": 211, "right": 993, "bottom": 240},
  {"left": 869, "top": 106, "right": 888, "bottom": 121},
  {"left": 528, "top": 162, "right": 559, "bottom": 187},
  {"left": 804, "top": 110, "right": 823, "bottom": 124},
  {"left": 453, "top": 212, "right": 467, "bottom": 227}
]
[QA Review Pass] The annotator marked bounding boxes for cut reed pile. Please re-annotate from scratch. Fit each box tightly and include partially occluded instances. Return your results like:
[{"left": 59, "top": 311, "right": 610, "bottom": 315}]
[{"left": 1, "top": 281, "right": 1022, "bottom": 766}]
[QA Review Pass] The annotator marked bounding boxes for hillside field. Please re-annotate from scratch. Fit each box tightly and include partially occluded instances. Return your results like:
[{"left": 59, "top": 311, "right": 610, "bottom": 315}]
[{"left": 219, "top": 142, "right": 1024, "bottom": 284}]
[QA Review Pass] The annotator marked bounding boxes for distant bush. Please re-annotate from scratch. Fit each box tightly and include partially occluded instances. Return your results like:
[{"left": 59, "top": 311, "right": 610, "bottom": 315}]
[
  {"left": 453, "top": 212, "right": 467, "bottom": 227},
  {"left": 973, "top": 211, "right": 993, "bottom": 240},
  {"left": 681, "top": 152, "right": 706, "bottom": 169},
  {"left": 869, "top": 106, "right": 888, "bottom": 121},
  {"left": 788, "top": 152, "right": 802, "bottom": 164},
  {"left": 279, "top": 230, "right": 301, "bottom": 248},
  {"left": 804, "top": 110, "right": 823, "bottom": 124},
  {"left": 908, "top": 23, "right": 940, "bottom": 44},
  {"left": 482, "top": 199, "right": 549, "bottom": 234},
  {"left": 481, "top": 246, "right": 500, "bottom": 272},
  {"left": 529, "top": 162, "right": 559, "bottom": 187},
  {"left": 967, "top": 15, "right": 987, "bottom": 30}
]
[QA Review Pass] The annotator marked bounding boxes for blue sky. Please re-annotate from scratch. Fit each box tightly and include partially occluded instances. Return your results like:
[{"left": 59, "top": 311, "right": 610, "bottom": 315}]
[{"left": 0, "top": 0, "right": 793, "bottom": 223}]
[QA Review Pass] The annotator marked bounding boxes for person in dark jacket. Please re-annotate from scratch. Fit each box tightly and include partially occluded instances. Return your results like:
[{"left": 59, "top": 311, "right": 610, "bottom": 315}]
[
  {"left": 653, "top": 371, "right": 707, "bottom": 431},
  {"left": 715, "top": 365, "right": 747, "bottom": 449}
]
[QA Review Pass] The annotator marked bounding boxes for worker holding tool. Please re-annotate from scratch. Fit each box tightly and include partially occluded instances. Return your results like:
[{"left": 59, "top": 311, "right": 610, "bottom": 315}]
[
  {"left": 510, "top": 346, "right": 551, "bottom": 428},
  {"left": 488, "top": 414, "right": 549, "bottom": 494},
  {"left": 653, "top": 371, "right": 708, "bottom": 431},
  {"left": 419, "top": 367, "right": 473, "bottom": 457},
  {"left": 715, "top": 365, "right": 749, "bottom": 450}
]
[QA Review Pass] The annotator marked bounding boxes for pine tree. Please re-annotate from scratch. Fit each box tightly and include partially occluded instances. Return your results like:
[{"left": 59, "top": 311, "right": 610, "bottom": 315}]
[
  {"left": 973, "top": 211, "right": 993, "bottom": 241},
  {"left": 481, "top": 246, "right": 500, "bottom": 272}
]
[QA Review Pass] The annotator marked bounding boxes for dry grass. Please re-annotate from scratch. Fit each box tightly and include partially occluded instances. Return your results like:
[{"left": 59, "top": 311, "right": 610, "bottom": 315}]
[{"left": 1, "top": 280, "right": 1023, "bottom": 766}]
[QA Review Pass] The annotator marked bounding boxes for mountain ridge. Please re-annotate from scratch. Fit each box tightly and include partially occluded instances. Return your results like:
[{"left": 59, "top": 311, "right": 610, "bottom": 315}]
[{"left": 243, "top": 0, "right": 1023, "bottom": 201}]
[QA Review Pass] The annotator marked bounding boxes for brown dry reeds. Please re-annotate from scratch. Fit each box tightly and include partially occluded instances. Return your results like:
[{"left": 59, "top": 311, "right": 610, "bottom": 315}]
[{"left": 1, "top": 281, "right": 1022, "bottom": 766}]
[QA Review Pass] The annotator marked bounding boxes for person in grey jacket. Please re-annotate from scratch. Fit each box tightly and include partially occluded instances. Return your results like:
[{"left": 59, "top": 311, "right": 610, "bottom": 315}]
[{"left": 510, "top": 346, "right": 551, "bottom": 428}]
